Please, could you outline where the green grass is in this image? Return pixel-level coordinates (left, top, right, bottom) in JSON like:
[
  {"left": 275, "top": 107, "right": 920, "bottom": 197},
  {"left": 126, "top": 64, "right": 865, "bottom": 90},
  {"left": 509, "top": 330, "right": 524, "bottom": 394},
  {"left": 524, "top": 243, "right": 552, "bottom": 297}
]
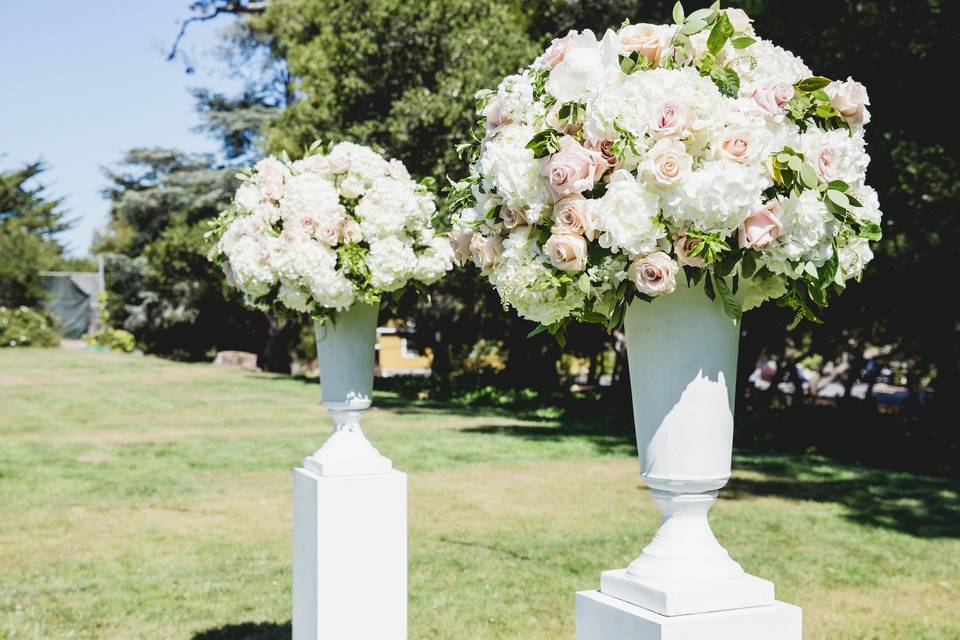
[{"left": 1, "top": 348, "right": 959, "bottom": 640}]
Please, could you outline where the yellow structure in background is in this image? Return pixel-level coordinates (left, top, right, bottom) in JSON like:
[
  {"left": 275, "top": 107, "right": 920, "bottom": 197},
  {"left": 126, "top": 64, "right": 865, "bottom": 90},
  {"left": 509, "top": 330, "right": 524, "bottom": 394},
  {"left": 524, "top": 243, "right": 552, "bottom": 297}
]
[{"left": 376, "top": 327, "right": 432, "bottom": 377}]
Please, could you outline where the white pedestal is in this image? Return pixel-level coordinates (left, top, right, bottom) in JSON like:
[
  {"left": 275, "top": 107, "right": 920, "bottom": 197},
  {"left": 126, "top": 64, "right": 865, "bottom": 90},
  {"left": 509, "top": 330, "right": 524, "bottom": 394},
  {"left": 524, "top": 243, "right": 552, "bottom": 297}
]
[
  {"left": 292, "top": 467, "right": 407, "bottom": 640},
  {"left": 576, "top": 590, "right": 802, "bottom": 640},
  {"left": 601, "top": 569, "right": 774, "bottom": 617}
]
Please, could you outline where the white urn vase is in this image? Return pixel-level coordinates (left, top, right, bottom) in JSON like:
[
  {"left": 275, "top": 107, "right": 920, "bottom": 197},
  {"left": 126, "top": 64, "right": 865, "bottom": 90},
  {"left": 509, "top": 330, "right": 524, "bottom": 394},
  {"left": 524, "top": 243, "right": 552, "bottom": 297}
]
[
  {"left": 303, "top": 302, "right": 392, "bottom": 476},
  {"left": 599, "top": 279, "right": 775, "bottom": 616}
]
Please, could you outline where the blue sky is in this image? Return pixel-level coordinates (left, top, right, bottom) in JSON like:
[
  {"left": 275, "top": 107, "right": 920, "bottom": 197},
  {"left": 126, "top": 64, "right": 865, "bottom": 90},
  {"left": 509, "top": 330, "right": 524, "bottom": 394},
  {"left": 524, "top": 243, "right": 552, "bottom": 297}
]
[{"left": 0, "top": 0, "right": 244, "bottom": 255}]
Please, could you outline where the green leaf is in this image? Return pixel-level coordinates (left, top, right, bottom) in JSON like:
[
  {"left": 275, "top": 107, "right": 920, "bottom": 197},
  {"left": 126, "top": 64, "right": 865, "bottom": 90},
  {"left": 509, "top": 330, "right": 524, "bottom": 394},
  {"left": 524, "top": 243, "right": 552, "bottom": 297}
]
[
  {"left": 577, "top": 273, "right": 592, "bottom": 294},
  {"left": 687, "top": 8, "right": 714, "bottom": 22},
  {"left": 859, "top": 222, "right": 882, "bottom": 241},
  {"left": 707, "top": 13, "right": 734, "bottom": 55},
  {"left": 673, "top": 1, "right": 685, "bottom": 24},
  {"left": 795, "top": 76, "right": 832, "bottom": 92},
  {"left": 731, "top": 36, "right": 756, "bottom": 49},
  {"left": 703, "top": 271, "right": 716, "bottom": 301},
  {"left": 680, "top": 19, "right": 708, "bottom": 35},
  {"left": 803, "top": 261, "right": 818, "bottom": 278},
  {"left": 527, "top": 324, "right": 550, "bottom": 339},
  {"left": 800, "top": 163, "right": 820, "bottom": 189},
  {"left": 826, "top": 189, "right": 850, "bottom": 209},
  {"left": 620, "top": 56, "right": 636, "bottom": 74},
  {"left": 709, "top": 67, "right": 740, "bottom": 98},
  {"left": 713, "top": 274, "right": 742, "bottom": 321},
  {"left": 826, "top": 180, "right": 849, "bottom": 192},
  {"left": 740, "top": 250, "right": 757, "bottom": 279}
]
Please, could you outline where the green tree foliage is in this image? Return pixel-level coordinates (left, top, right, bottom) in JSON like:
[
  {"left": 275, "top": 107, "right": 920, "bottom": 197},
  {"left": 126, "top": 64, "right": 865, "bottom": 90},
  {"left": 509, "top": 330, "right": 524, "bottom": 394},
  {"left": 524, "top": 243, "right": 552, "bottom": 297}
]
[
  {"left": 0, "top": 161, "right": 71, "bottom": 307},
  {"left": 95, "top": 148, "right": 274, "bottom": 362}
]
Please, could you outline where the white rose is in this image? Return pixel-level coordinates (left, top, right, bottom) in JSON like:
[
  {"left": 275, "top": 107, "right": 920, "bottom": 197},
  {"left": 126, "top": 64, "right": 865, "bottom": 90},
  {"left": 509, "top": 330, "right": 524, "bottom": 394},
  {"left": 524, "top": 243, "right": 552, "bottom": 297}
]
[
  {"left": 725, "top": 8, "right": 755, "bottom": 36},
  {"left": 235, "top": 183, "right": 261, "bottom": 211},
  {"left": 254, "top": 157, "right": 290, "bottom": 202},
  {"left": 470, "top": 233, "right": 503, "bottom": 273},
  {"left": 825, "top": 78, "right": 871, "bottom": 128},
  {"left": 341, "top": 219, "right": 363, "bottom": 244}
]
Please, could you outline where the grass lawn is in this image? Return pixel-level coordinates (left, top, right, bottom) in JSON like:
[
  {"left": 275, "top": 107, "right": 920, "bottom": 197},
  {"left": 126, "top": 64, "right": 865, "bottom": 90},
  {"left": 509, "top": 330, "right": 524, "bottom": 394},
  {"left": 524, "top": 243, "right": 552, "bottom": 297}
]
[{"left": 1, "top": 348, "right": 959, "bottom": 639}]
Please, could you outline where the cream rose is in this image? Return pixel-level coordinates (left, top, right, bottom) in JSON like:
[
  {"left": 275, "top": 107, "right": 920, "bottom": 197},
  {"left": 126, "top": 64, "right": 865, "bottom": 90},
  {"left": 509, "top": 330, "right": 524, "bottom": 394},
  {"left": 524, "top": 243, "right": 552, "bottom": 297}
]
[
  {"left": 674, "top": 236, "right": 707, "bottom": 268},
  {"left": 448, "top": 227, "right": 474, "bottom": 264},
  {"left": 540, "top": 135, "right": 607, "bottom": 200},
  {"left": 500, "top": 207, "right": 527, "bottom": 230},
  {"left": 550, "top": 196, "right": 595, "bottom": 240},
  {"left": 617, "top": 23, "right": 666, "bottom": 66},
  {"left": 543, "top": 233, "right": 588, "bottom": 272},
  {"left": 470, "top": 233, "right": 503, "bottom": 272},
  {"left": 584, "top": 138, "right": 618, "bottom": 169},
  {"left": 650, "top": 102, "right": 691, "bottom": 139},
  {"left": 643, "top": 138, "right": 692, "bottom": 187},
  {"left": 751, "top": 80, "right": 794, "bottom": 117},
  {"left": 541, "top": 30, "right": 577, "bottom": 68},
  {"left": 719, "top": 129, "right": 753, "bottom": 164},
  {"left": 341, "top": 219, "right": 363, "bottom": 244},
  {"left": 628, "top": 251, "right": 678, "bottom": 296},
  {"left": 739, "top": 200, "right": 784, "bottom": 249},
  {"left": 725, "top": 8, "right": 755, "bottom": 36},
  {"left": 825, "top": 78, "right": 871, "bottom": 128}
]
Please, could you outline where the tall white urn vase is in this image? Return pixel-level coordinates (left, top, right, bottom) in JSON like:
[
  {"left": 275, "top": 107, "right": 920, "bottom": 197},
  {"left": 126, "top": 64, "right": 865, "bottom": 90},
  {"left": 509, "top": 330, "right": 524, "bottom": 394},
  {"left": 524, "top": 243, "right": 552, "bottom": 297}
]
[
  {"left": 576, "top": 281, "right": 801, "bottom": 640},
  {"left": 293, "top": 303, "right": 407, "bottom": 640}
]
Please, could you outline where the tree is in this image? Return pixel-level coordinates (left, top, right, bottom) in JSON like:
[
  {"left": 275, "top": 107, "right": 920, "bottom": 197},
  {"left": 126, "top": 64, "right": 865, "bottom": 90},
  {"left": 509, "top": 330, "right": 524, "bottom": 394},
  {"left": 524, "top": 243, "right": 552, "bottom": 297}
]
[{"left": 0, "top": 161, "right": 71, "bottom": 307}]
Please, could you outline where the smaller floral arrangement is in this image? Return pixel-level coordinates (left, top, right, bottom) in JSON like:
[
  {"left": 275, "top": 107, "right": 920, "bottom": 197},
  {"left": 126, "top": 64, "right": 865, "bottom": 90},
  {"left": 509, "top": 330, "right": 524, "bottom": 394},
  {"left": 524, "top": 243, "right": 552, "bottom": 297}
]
[{"left": 208, "top": 142, "right": 455, "bottom": 321}]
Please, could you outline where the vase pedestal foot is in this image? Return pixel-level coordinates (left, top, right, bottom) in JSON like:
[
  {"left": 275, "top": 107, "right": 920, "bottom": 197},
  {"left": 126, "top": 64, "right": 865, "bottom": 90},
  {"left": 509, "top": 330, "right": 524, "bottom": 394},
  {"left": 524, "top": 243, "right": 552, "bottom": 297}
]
[
  {"left": 600, "top": 568, "right": 774, "bottom": 617},
  {"left": 576, "top": 590, "right": 802, "bottom": 640},
  {"left": 292, "top": 466, "right": 407, "bottom": 640}
]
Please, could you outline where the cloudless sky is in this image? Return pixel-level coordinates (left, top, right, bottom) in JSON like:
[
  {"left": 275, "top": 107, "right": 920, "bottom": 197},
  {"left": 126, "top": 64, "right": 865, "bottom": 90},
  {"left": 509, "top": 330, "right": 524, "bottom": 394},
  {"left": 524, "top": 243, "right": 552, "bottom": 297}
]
[{"left": 1, "top": 0, "right": 244, "bottom": 255}]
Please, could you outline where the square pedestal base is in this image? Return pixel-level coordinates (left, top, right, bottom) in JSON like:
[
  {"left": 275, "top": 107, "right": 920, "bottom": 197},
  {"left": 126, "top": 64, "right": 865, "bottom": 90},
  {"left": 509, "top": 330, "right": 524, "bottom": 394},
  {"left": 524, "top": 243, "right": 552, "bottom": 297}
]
[
  {"left": 601, "top": 569, "right": 774, "bottom": 616},
  {"left": 293, "top": 467, "right": 407, "bottom": 640},
  {"left": 576, "top": 590, "right": 802, "bottom": 640}
]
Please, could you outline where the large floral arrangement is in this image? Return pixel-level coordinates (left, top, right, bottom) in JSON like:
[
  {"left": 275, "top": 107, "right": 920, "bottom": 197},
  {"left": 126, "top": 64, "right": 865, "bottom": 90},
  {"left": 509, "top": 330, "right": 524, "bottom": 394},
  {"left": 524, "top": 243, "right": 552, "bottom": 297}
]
[
  {"left": 448, "top": 2, "right": 881, "bottom": 341},
  {"left": 208, "top": 142, "right": 454, "bottom": 320}
]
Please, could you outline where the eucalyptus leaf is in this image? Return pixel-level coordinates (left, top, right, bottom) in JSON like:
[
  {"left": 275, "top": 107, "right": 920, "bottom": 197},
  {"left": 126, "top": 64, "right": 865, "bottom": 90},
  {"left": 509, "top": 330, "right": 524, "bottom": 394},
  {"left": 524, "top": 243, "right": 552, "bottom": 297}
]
[
  {"left": 795, "top": 76, "right": 832, "bottom": 92},
  {"left": 731, "top": 36, "right": 756, "bottom": 49},
  {"left": 826, "top": 189, "right": 850, "bottom": 209},
  {"left": 680, "top": 19, "right": 708, "bottom": 35},
  {"left": 673, "top": 1, "right": 685, "bottom": 24},
  {"left": 800, "top": 163, "right": 820, "bottom": 189}
]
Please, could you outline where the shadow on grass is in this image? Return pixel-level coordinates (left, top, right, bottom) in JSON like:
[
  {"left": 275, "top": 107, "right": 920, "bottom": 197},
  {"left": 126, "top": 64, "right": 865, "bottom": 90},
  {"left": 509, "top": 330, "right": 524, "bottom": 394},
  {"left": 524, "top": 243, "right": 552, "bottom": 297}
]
[
  {"left": 727, "top": 453, "right": 960, "bottom": 539},
  {"left": 192, "top": 621, "right": 290, "bottom": 640},
  {"left": 460, "top": 423, "right": 636, "bottom": 457}
]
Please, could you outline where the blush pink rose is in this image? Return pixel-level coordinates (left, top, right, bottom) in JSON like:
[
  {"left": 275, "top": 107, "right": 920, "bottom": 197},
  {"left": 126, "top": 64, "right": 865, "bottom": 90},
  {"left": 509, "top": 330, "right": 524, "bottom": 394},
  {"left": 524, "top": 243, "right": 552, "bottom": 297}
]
[
  {"left": 254, "top": 157, "right": 289, "bottom": 202},
  {"left": 584, "top": 138, "right": 618, "bottom": 168},
  {"left": 617, "top": 24, "right": 666, "bottom": 66},
  {"left": 814, "top": 146, "right": 839, "bottom": 181},
  {"left": 644, "top": 138, "right": 692, "bottom": 186},
  {"left": 469, "top": 233, "right": 503, "bottom": 272},
  {"left": 719, "top": 129, "right": 753, "bottom": 163},
  {"left": 739, "top": 200, "right": 784, "bottom": 250},
  {"left": 483, "top": 98, "right": 512, "bottom": 134},
  {"left": 673, "top": 236, "right": 707, "bottom": 268},
  {"left": 540, "top": 135, "right": 607, "bottom": 200},
  {"left": 543, "top": 233, "right": 588, "bottom": 272},
  {"left": 448, "top": 228, "right": 474, "bottom": 264},
  {"left": 341, "top": 219, "right": 363, "bottom": 244},
  {"left": 751, "top": 80, "right": 794, "bottom": 117},
  {"left": 628, "top": 251, "right": 678, "bottom": 297},
  {"left": 550, "top": 196, "right": 595, "bottom": 240},
  {"left": 650, "top": 102, "right": 691, "bottom": 139},
  {"left": 825, "top": 78, "right": 871, "bottom": 128},
  {"left": 541, "top": 30, "right": 578, "bottom": 68}
]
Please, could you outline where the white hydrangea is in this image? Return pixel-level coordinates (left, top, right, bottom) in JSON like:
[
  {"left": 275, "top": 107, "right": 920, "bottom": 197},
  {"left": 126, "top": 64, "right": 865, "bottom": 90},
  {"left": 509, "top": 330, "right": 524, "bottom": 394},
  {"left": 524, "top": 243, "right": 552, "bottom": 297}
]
[
  {"left": 367, "top": 236, "right": 418, "bottom": 292},
  {"left": 479, "top": 123, "right": 552, "bottom": 213},
  {"left": 489, "top": 228, "right": 584, "bottom": 325},
  {"left": 277, "top": 283, "right": 312, "bottom": 312},
  {"left": 838, "top": 236, "right": 873, "bottom": 280},
  {"left": 849, "top": 184, "right": 882, "bottom": 225},
  {"left": 592, "top": 170, "right": 664, "bottom": 256},
  {"left": 415, "top": 236, "right": 456, "bottom": 285},
  {"left": 279, "top": 173, "right": 340, "bottom": 221},
  {"left": 761, "top": 191, "right": 840, "bottom": 276},
  {"left": 661, "top": 161, "right": 769, "bottom": 233},
  {"left": 733, "top": 39, "right": 812, "bottom": 92},
  {"left": 224, "top": 236, "right": 275, "bottom": 298},
  {"left": 491, "top": 72, "right": 544, "bottom": 126}
]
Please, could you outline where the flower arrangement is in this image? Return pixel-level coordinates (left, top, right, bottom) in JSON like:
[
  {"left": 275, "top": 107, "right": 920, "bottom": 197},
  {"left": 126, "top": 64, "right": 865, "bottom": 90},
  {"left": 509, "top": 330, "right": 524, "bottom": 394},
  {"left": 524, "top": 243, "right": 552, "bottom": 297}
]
[
  {"left": 448, "top": 2, "right": 881, "bottom": 342},
  {"left": 208, "top": 142, "right": 455, "bottom": 321}
]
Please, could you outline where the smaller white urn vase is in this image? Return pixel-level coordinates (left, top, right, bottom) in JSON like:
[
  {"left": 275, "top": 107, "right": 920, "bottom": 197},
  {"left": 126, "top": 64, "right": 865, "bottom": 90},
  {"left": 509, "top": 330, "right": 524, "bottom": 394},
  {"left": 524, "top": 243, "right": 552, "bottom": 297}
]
[
  {"left": 303, "top": 302, "right": 392, "bottom": 477},
  {"left": 599, "top": 279, "right": 775, "bottom": 616}
]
